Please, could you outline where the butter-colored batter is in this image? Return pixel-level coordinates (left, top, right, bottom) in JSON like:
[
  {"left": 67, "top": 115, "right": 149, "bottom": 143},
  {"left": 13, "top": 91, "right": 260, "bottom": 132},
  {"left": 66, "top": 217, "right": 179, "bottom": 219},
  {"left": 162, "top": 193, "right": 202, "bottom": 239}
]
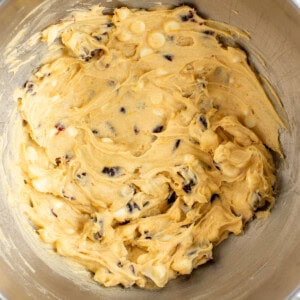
[{"left": 17, "top": 6, "right": 282, "bottom": 288}]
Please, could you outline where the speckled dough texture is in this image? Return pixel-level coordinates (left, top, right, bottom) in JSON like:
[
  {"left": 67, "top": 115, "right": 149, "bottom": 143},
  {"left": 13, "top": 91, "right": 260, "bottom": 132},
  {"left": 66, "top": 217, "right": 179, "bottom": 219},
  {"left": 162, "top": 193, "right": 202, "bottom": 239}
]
[{"left": 17, "top": 5, "right": 282, "bottom": 288}]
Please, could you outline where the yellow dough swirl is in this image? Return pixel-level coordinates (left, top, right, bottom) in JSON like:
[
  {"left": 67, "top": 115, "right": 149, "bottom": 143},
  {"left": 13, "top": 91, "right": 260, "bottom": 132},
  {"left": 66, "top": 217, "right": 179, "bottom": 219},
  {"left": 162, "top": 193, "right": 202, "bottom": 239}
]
[{"left": 17, "top": 5, "right": 282, "bottom": 288}]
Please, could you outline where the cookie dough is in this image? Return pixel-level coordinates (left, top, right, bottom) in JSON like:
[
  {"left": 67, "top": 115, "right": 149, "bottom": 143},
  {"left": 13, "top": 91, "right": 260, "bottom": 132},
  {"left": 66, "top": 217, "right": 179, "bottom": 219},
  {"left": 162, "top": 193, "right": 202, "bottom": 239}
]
[{"left": 17, "top": 5, "right": 282, "bottom": 288}]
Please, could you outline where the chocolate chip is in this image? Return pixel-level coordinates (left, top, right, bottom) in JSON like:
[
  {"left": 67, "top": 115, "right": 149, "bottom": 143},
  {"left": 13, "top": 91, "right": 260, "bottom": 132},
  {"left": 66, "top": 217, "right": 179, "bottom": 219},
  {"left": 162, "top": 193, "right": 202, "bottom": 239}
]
[
  {"left": 62, "top": 190, "right": 69, "bottom": 200},
  {"left": 133, "top": 125, "right": 140, "bottom": 135},
  {"left": 210, "top": 193, "right": 219, "bottom": 203},
  {"left": 180, "top": 223, "right": 191, "bottom": 228},
  {"left": 117, "top": 261, "right": 122, "bottom": 267},
  {"left": 76, "top": 172, "right": 87, "bottom": 179},
  {"left": 133, "top": 202, "right": 140, "bottom": 210},
  {"left": 252, "top": 192, "right": 272, "bottom": 212},
  {"left": 94, "top": 231, "right": 102, "bottom": 240},
  {"left": 55, "top": 157, "right": 62, "bottom": 167},
  {"left": 126, "top": 201, "right": 140, "bottom": 213},
  {"left": 173, "top": 139, "right": 181, "bottom": 151},
  {"left": 143, "top": 201, "right": 150, "bottom": 207},
  {"left": 54, "top": 122, "right": 65, "bottom": 133},
  {"left": 51, "top": 209, "right": 58, "bottom": 218},
  {"left": 119, "top": 220, "right": 130, "bottom": 225},
  {"left": 65, "top": 153, "right": 72, "bottom": 163},
  {"left": 213, "top": 160, "right": 221, "bottom": 171},
  {"left": 106, "top": 22, "right": 113, "bottom": 27},
  {"left": 102, "top": 166, "right": 120, "bottom": 177},
  {"left": 106, "top": 122, "right": 116, "bottom": 133},
  {"left": 180, "top": 10, "right": 194, "bottom": 22},
  {"left": 130, "top": 265, "right": 135, "bottom": 275},
  {"left": 108, "top": 80, "right": 116, "bottom": 87},
  {"left": 145, "top": 235, "right": 152, "bottom": 240},
  {"left": 199, "top": 115, "right": 208, "bottom": 129},
  {"left": 167, "top": 191, "right": 177, "bottom": 205},
  {"left": 255, "top": 199, "right": 272, "bottom": 212},
  {"left": 202, "top": 30, "right": 215, "bottom": 36},
  {"left": 92, "top": 129, "right": 99, "bottom": 135},
  {"left": 126, "top": 202, "right": 134, "bottom": 213},
  {"left": 120, "top": 107, "right": 126, "bottom": 114},
  {"left": 252, "top": 192, "right": 262, "bottom": 211},
  {"left": 183, "top": 183, "right": 192, "bottom": 194},
  {"left": 187, "top": 250, "right": 197, "bottom": 256},
  {"left": 83, "top": 47, "right": 90, "bottom": 55},
  {"left": 90, "top": 48, "right": 103, "bottom": 58},
  {"left": 163, "top": 54, "right": 174, "bottom": 61},
  {"left": 63, "top": 192, "right": 76, "bottom": 200},
  {"left": 94, "top": 36, "right": 102, "bottom": 41},
  {"left": 152, "top": 125, "right": 164, "bottom": 133},
  {"left": 24, "top": 81, "right": 35, "bottom": 94}
]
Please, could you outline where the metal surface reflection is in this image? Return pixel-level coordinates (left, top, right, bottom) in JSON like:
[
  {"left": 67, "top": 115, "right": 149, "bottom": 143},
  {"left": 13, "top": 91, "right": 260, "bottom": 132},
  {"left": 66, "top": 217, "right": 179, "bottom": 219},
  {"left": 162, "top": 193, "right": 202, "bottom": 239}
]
[{"left": 0, "top": 1, "right": 299, "bottom": 299}]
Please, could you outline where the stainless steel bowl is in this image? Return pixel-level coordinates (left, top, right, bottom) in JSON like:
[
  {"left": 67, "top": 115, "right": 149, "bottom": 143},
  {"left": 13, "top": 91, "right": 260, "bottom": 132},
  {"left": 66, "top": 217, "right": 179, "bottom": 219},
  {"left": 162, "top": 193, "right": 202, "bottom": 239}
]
[{"left": 0, "top": 0, "right": 299, "bottom": 299}]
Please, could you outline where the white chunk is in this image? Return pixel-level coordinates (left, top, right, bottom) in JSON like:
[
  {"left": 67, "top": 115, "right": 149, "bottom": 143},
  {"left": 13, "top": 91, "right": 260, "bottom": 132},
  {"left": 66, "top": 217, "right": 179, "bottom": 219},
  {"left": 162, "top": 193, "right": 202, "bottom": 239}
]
[
  {"left": 28, "top": 165, "right": 45, "bottom": 177},
  {"left": 65, "top": 228, "right": 76, "bottom": 234},
  {"left": 172, "top": 258, "right": 192, "bottom": 274},
  {"left": 152, "top": 265, "right": 166, "bottom": 279},
  {"left": 156, "top": 68, "right": 168, "bottom": 76},
  {"left": 26, "top": 146, "right": 38, "bottom": 162},
  {"left": 114, "top": 207, "right": 127, "bottom": 219},
  {"left": 120, "top": 185, "right": 134, "bottom": 197},
  {"left": 148, "top": 32, "right": 165, "bottom": 49},
  {"left": 232, "top": 56, "right": 242, "bottom": 63},
  {"left": 117, "top": 31, "right": 132, "bottom": 42},
  {"left": 101, "top": 138, "right": 113, "bottom": 143},
  {"left": 130, "top": 21, "right": 145, "bottom": 34},
  {"left": 164, "top": 21, "right": 180, "bottom": 32},
  {"left": 150, "top": 92, "right": 163, "bottom": 105},
  {"left": 200, "top": 129, "right": 219, "bottom": 151},
  {"left": 53, "top": 200, "right": 64, "bottom": 209},
  {"left": 183, "top": 154, "right": 195, "bottom": 164},
  {"left": 140, "top": 48, "right": 154, "bottom": 57},
  {"left": 51, "top": 95, "right": 60, "bottom": 102},
  {"left": 66, "top": 126, "right": 78, "bottom": 137},
  {"left": 32, "top": 177, "right": 51, "bottom": 193},
  {"left": 116, "top": 7, "right": 130, "bottom": 20},
  {"left": 244, "top": 114, "right": 257, "bottom": 128}
]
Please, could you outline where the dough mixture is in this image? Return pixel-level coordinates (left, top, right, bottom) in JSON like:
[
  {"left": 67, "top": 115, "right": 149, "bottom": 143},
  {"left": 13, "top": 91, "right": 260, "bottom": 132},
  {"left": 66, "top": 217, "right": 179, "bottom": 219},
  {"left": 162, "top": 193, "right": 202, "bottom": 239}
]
[{"left": 17, "top": 6, "right": 282, "bottom": 288}]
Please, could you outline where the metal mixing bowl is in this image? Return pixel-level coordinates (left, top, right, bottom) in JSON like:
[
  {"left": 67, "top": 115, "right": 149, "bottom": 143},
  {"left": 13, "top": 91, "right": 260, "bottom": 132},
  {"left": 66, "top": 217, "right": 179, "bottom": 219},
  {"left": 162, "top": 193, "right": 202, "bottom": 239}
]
[{"left": 0, "top": 0, "right": 299, "bottom": 299}]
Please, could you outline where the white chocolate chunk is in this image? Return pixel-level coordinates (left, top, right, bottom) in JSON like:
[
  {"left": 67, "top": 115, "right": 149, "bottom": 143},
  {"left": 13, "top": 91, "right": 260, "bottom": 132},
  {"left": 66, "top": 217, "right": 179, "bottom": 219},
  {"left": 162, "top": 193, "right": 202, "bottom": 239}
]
[
  {"left": 164, "top": 20, "right": 180, "bottom": 32},
  {"left": 66, "top": 126, "right": 78, "bottom": 137},
  {"left": 148, "top": 32, "right": 165, "bottom": 49},
  {"left": 32, "top": 177, "right": 51, "bottom": 193},
  {"left": 116, "top": 7, "right": 130, "bottom": 20},
  {"left": 140, "top": 48, "right": 154, "bottom": 57},
  {"left": 117, "top": 31, "right": 132, "bottom": 42},
  {"left": 26, "top": 146, "right": 38, "bottom": 162},
  {"left": 130, "top": 21, "right": 145, "bottom": 34}
]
